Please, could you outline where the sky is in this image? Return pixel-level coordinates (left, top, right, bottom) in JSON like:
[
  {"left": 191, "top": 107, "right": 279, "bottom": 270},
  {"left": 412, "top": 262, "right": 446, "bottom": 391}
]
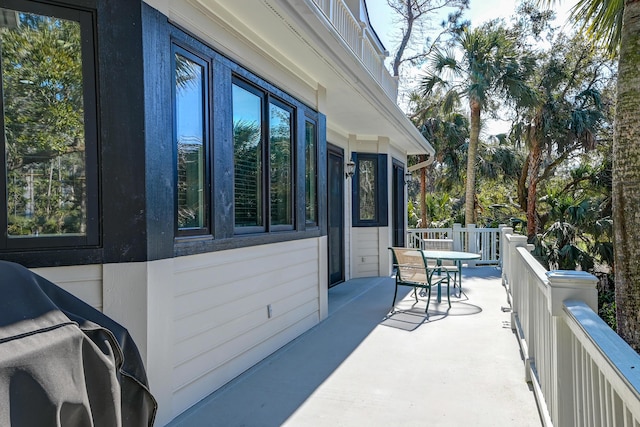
[
  {"left": 366, "top": 0, "right": 578, "bottom": 133},
  {"left": 367, "top": 0, "right": 577, "bottom": 55}
]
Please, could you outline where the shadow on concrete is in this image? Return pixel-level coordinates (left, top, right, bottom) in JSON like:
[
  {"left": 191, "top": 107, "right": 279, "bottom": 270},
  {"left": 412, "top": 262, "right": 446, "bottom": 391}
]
[
  {"left": 167, "top": 267, "right": 538, "bottom": 427},
  {"left": 169, "top": 277, "right": 396, "bottom": 427}
]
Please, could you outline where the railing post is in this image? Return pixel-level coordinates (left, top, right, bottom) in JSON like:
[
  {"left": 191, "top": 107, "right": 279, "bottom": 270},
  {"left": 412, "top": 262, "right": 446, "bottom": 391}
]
[
  {"left": 546, "top": 271, "right": 598, "bottom": 316},
  {"left": 358, "top": 22, "right": 365, "bottom": 61},
  {"left": 468, "top": 224, "right": 477, "bottom": 267},
  {"left": 505, "top": 233, "right": 528, "bottom": 327},
  {"left": 507, "top": 234, "right": 528, "bottom": 292},
  {"left": 452, "top": 223, "right": 462, "bottom": 251},
  {"left": 546, "top": 271, "right": 598, "bottom": 426},
  {"left": 500, "top": 227, "right": 513, "bottom": 284},
  {"left": 497, "top": 225, "right": 505, "bottom": 267}
]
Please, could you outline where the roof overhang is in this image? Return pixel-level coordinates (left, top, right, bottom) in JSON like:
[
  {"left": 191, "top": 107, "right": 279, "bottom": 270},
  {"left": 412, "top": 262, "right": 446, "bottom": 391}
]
[{"left": 159, "top": 0, "right": 434, "bottom": 157}]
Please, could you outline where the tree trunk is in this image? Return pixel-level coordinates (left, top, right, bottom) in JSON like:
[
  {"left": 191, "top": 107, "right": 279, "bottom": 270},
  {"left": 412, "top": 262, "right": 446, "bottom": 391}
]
[
  {"left": 526, "top": 136, "right": 543, "bottom": 240},
  {"left": 420, "top": 156, "right": 427, "bottom": 227},
  {"left": 392, "top": 0, "right": 414, "bottom": 78},
  {"left": 517, "top": 153, "right": 529, "bottom": 214},
  {"left": 613, "top": 0, "right": 640, "bottom": 352},
  {"left": 465, "top": 100, "right": 481, "bottom": 226}
]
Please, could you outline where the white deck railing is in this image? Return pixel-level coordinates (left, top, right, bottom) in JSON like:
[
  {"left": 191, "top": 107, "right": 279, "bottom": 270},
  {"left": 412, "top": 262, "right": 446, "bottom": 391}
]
[
  {"left": 311, "top": 0, "right": 398, "bottom": 101},
  {"left": 501, "top": 227, "right": 640, "bottom": 427},
  {"left": 407, "top": 224, "right": 501, "bottom": 265}
]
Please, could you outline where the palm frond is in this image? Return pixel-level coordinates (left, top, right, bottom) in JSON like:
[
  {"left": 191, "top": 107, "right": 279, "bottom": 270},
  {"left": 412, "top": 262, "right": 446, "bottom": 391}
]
[
  {"left": 535, "top": 0, "right": 623, "bottom": 56},
  {"left": 571, "top": 0, "right": 623, "bottom": 56},
  {"left": 442, "top": 90, "right": 462, "bottom": 113}
]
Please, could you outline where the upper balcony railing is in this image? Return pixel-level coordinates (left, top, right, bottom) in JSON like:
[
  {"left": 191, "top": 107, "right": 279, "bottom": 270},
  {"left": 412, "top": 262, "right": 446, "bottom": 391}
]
[{"left": 311, "top": 0, "right": 398, "bottom": 101}]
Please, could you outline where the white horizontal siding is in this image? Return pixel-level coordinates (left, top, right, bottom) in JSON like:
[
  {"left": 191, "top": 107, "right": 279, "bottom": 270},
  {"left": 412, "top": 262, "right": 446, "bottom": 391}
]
[
  {"left": 172, "top": 306, "right": 318, "bottom": 415},
  {"left": 169, "top": 239, "right": 321, "bottom": 416},
  {"left": 352, "top": 227, "right": 380, "bottom": 277},
  {"left": 31, "top": 264, "right": 103, "bottom": 311},
  {"left": 18, "top": 238, "right": 324, "bottom": 425},
  {"left": 174, "top": 262, "right": 317, "bottom": 346}
]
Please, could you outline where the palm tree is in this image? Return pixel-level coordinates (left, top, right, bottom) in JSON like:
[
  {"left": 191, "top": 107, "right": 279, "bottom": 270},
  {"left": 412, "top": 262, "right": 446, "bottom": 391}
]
[
  {"left": 512, "top": 33, "right": 612, "bottom": 240},
  {"left": 407, "top": 91, "right": 468, "bottom": 226},
  {"left": 569, "top": 0, "right": 624, "bottom": 57},
  {"left": 420, "top": 21, "right": 536, "bottom": 226},
  {"left": 536, "top": 0, "right": 640, "bottom": 351},
  {"left": 608, "top": 0, "right": 640, "bottom": 353}
]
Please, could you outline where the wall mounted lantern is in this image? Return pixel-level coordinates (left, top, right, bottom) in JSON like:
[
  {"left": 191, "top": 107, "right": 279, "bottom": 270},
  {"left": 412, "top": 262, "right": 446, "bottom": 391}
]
[
  {"left": 404, "top": 171, "right": 413, "bottom": 184},
  {"left": 345, "top": 160, "right": 355, "bottom": 179}
]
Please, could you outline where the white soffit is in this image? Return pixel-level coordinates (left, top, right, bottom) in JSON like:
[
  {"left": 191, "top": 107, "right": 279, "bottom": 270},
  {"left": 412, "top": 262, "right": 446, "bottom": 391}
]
[{"left": 175, "top": 0, "right": 433, "bottom": 156}]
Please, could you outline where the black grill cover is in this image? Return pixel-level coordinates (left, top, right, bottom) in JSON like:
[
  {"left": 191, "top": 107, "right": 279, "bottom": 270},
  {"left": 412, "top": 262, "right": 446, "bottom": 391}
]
[{"left": 0, "top": 261, "right": 157, "bottom": 426}]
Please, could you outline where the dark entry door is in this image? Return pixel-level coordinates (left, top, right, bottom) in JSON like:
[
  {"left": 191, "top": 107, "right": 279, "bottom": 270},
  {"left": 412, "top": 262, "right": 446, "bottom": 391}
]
[
  {"left": 327, "top": 145, "right": 345, "bottom": 287},
  {"left": 392, "top": 161, "right": 405, "bottom": 247}
]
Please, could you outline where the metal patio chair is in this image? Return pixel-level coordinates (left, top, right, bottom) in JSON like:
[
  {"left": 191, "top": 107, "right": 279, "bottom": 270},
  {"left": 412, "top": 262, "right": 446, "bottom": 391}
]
[
  {"left": 388, "top": 247, "right": 452, "bottom": 314},
  {"left": 423, "top": 238, "right": 460, "bottom": 290}
]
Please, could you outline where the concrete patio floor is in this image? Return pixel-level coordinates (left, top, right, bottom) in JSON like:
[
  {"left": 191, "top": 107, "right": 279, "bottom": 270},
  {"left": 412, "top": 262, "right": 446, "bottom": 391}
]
[{"left": 168, "top": 267, "right": 542, "bottom": 427}]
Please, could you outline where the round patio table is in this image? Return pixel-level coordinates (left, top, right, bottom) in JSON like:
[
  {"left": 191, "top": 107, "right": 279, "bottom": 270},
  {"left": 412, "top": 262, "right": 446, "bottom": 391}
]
[{"left": 421, "top": 250, "right": 481, "bottom": 301}]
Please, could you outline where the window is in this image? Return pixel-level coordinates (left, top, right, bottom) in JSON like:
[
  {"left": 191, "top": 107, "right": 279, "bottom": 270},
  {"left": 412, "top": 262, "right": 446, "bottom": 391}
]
[
  {"left": 167, "top": 24, "right": 325, "bottom": 255},
  {"left": 233, "top": 81, "right": 264, "bottom": 230},
  {"left": 232, "top": 78, "right": 294, "bottom": 233},
  {"left": 358, "top": 157, "right": 377, "bottom": 221},
  {"left": 304, "top": 120, "right": 317, "bottom": 226},
  {"left": 173, "top": 46, "right": 209, "bottom": 235},
  {"left": 0, "top": 1, "right": 98, "bottom": 249},
  {"left": 269, "top": 100, "right": 293, "bottom": 228},
  {"left": 352, "top": 153, "right": 388, "bottom": 227}
]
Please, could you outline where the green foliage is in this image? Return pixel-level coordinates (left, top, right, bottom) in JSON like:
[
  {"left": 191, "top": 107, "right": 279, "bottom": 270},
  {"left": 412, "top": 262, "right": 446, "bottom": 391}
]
[
  {"left": 536, "top": 0, "right": 623, "bottom": 57},
  {"left": 425, "top": 193, "right": 455, "bottom": 227},
  {"left": 407, "top": 199, "right": 420, "bottom": 228},
  {"left": 419, "top": 19, "right": 539, "bottom": 224},
  {"left": 595, "top": 272, "right": 617, "bottom": 330},
  {"left": 406, "top": 3, "right": 617, "bottom": 326}
]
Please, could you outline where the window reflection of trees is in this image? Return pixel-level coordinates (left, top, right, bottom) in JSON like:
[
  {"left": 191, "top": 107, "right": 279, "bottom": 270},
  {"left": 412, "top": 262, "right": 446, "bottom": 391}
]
[
  {"left": 175, "top": 54, "right": 199, "bottom": 90},
  {"left": 359, "top": 159, "right": 376, "bottom": 221},
  {"left": 233, "top": 95, "right": 263, "bottom": 227},
  {"left": 177, "top": 138, "right": 204, "bottom": 229},
  {"left": 233, "top": 83, "right": 295, "bottom": 230},
  {"left": 175, "top": 54, "right": 205, "bottom": 230},
  {"left": 2, "top": 10, "right": 87, "bottom": 237},
  {"left": 305, "top": 121, "right": 317, "bottom": 226},
  {"left": 269, "top": 103, "right": 292, "bottom": 226}
]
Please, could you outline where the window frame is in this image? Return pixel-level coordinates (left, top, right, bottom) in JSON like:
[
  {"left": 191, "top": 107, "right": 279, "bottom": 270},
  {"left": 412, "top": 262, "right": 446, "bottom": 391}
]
[
  {"left": 0, "top": 0, "right": 327, "bottom": 267},
  {"left": 232, "top": 77, "right": 266, "bottom": 234},
  {"left": 171, "top": 44, "right": 212, "bottom": 237},
  {"left": 304, "top": 117, "right": 318, "bottom": 228},
  {"left": 167, "top": 23, "right": 326, "bottom": 258},
  {"left": 0, "top": 0, "right": 100, "bottom": 251},
  {"left": 352, "top": 152, "right": 388, "bottom": 227},
  {"left": 232, "top": 75, "right": 296, "bottom": 235},
  {"left": 268, "top": 96, "right": 295, "bottom": 232}
]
